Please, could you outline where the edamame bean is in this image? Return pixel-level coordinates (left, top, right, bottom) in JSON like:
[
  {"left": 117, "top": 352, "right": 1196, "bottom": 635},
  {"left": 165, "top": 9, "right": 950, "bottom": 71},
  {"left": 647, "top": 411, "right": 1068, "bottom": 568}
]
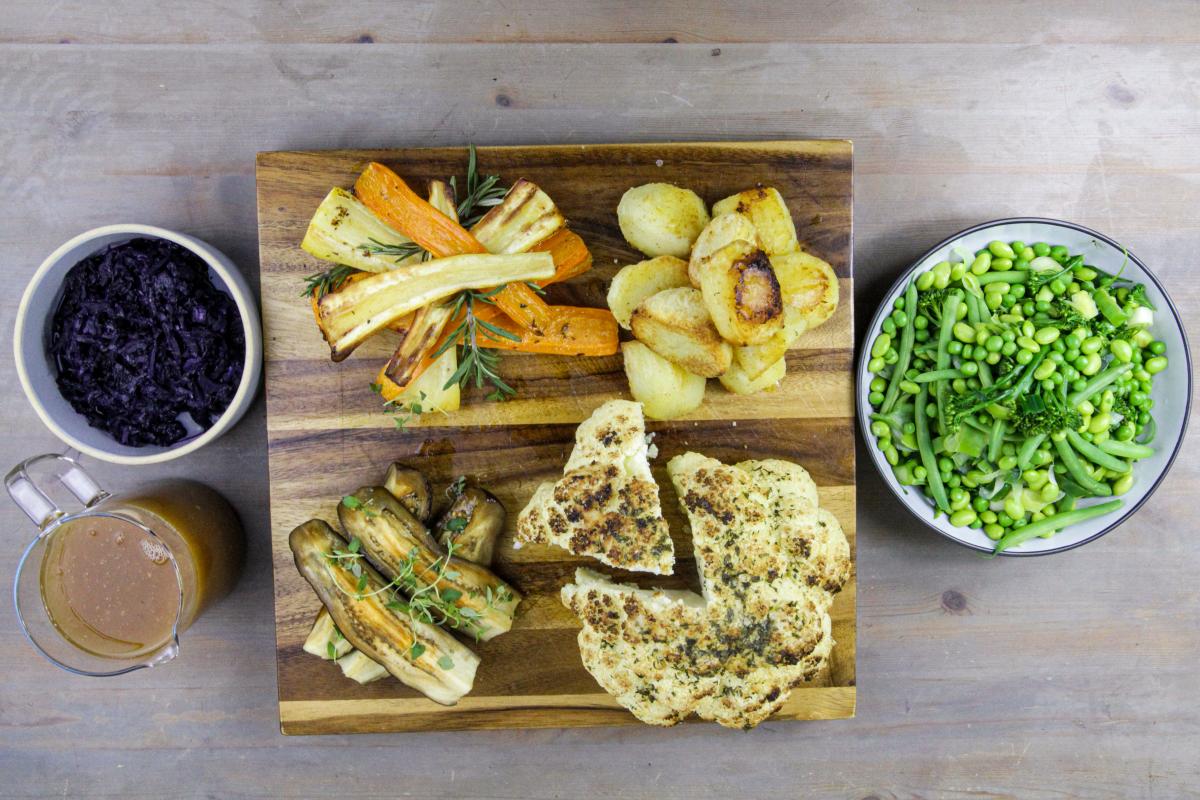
[
  {"left": 871, "top": 333, "right": 892, "bottom": 358},
  {"left": 1081, "top": 352, "right": 1102, "bottom": 376},
  {"left": 1112, "top": 473, "right": 1134, "bottom": 495},
  {"left": 1034, "top": 327, "right": 1060, "bottom": 345},
  {"left": 1080, "top": 336, "right": 1104, "bottom": 354},
  {"left": 867, "top": 357, "right": 884, "bottom": 372},
  {"left": 1016, "top": 336, "right": 1041, "bottom": 353},
  {"left": 953, "top": 322, "right": 976, "bottom": 343},
  {"left": 916, "top": 270, "right": 935, "bottom": 291},
  {"left": 899, "top": 380, "right": 920, "bottom": 394},
  {"left": 1145, "top": 356, "right": 1168, "bottom": 374},
  {"left": 988, "top": 240, "right": 1016, "bottom": 259},
  {"left": 970, "top": 252, "right": 992, "bottom": 275},
  {"left": 1033, "top": 360, "right": 1057, "bottom": 381},
  {"left": 1110, "top": 339, "right": 1132, "bottom": 363}
]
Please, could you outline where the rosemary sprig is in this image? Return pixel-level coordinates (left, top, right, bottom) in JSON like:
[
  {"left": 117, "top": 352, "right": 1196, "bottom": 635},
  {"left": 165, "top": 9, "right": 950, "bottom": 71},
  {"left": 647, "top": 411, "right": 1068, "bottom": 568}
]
[
  {"left": 452, "top": 144, "right": 508, "bottom": 228},
  {"left": 359, "top": 238, "right": 429, "bottom": 263},
  {"left": 433, "top": 288, "right": 520, "bottom": 399},
  {"left": 302, "top": 264, "right": 359, "bottom": 298}
]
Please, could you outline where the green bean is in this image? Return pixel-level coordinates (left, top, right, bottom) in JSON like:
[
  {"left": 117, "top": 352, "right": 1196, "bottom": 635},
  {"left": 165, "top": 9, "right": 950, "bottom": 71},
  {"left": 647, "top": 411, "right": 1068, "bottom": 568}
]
[
  {"left": 994, "top": 499, "right": 1124, "bottom": 553},
  {"left": 881, "top": 279, "right": 918, "bottom": 414},
  {"left": 1067, "top": 362, "right": 1133, "bottom": 406},
  {"left": 1053, "top": 437, "right": 1113, "bottom": 497},
  {"left": 1016, "top": 433, "right": 1046, "bottom": 471},
  {"left": 1065, "top": 430, "right": 1130, "bottom": 474},
  {"left": 977, "top": 271, "right": 1030, "bottom": 286},
  {"left": 915, "top": 386, "right": 950, "bottom": 514},
  {"left": 987, "top": 419, "right": 1006, "bottom": 464},
  {"left": 934, "top": 292, "right": 962, "bottom": 430},
  {"left": 913, "top": 368, "right": 964, "bottom": 383},
  {"left": 1097, "top": 438, "right": 1154, "bottom": 460}
]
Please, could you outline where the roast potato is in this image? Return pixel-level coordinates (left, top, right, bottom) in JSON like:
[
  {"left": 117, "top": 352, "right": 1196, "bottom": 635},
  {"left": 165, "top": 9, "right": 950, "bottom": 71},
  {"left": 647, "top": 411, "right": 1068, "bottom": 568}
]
[
  {"left": 774, "top": 248, "right": 840, "bottom": 335},
  {"left": 617, "top": 183, "right": 710, "bottom": 258},
  {"left": 607, "top": 255, "right": 691, "bottom": 329},
  {"left": 696, "top": 240, "right": 784, "bottom": 346},
  {"left": 732, "top": 333, "right": 792, "bottom": 381},
  {"left": 630, "top": 287, "right": 732, "bottom": 377},
  {"left": 688, "top": 212, "right": 759, "bottom": 287},
  {"left": 712, "top": 187, "right": 798, "bottom": 257},
  {"left": 719, "top": 353, "right": 787, "bottom": 395},
  {"left": 622, "top": 341, "right": 706, "bottom": 420}
]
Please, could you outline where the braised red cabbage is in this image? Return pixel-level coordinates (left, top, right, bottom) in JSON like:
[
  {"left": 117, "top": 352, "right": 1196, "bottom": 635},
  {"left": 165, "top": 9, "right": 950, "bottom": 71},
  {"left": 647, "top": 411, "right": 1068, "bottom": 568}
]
[{"left": 49, "top": 237, "right": 246, "bottom": 447}]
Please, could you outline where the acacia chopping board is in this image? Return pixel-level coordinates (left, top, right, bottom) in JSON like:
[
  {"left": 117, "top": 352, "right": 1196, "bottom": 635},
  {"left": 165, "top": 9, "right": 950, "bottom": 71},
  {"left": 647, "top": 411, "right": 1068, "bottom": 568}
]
[{"left": 256, "top": 141, "right": 856, "bottom": 733}]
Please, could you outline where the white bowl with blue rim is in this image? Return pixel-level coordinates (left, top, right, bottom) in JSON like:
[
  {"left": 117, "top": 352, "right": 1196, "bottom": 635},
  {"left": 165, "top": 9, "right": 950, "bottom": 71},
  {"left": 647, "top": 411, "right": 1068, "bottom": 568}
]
[
  {"left": 14, "top": 224, "right": 262, "bottom": 466},
  {"left": 857, "top": 218, "right": 1191, "bottom": 555}
]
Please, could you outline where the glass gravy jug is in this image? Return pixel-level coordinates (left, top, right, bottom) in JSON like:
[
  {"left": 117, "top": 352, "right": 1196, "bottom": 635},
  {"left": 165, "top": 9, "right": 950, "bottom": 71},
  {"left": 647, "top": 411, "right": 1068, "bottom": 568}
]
[{"left": 7, "top": 453, "right": 244, "bottom": 676}]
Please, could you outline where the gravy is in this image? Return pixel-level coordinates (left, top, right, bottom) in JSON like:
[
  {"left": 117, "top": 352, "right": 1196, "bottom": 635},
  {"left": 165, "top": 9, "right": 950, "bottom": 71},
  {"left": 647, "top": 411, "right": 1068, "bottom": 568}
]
[{"left": 40, "top": 515, "right": 179, "bottom": 658}]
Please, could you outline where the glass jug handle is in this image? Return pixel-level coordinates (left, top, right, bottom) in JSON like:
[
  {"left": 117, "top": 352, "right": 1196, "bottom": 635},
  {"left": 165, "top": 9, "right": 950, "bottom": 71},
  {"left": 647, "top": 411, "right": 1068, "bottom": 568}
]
[{"left": 5, "top": 452, "right": 109, "bottom": 530}]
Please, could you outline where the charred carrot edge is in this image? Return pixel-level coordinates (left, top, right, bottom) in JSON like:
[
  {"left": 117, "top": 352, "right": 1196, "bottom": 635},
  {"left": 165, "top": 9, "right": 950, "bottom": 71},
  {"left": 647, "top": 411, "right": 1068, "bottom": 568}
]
[
  {"left": 434, "top": 304, "right": 618, "bottom": 357},
  {"left": 355, "top": 163, "right": 486, "bottom": 257},
  {"left": 530, "top": 229, "right": 593, "bottom": 287}
]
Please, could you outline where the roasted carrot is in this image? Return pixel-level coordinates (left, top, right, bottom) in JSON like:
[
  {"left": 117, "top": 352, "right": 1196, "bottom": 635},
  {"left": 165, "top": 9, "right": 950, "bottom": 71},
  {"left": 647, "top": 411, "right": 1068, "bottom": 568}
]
[
  {"left": 530, "top": 229, "right": 593, "bottom": 287},
  {"left": 435, "top": 304, "right": 618, "bottom": 357},
  {"left": 355, "top": 163, "right": 486, "bottom": 257},
  {"left": 355, "top": 162, "right": 558, "bottom": 333}
]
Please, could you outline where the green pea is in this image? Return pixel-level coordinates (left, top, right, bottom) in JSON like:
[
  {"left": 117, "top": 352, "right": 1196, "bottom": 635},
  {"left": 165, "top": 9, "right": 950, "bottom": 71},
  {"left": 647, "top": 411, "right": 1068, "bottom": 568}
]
[
  {"left": 947, "top": 340, "right": 963, "bottom": 355},
  {"left": 913, "top": 465, "right": 927, "bottom": 480},
  {"left": 1149, "top": 340, "right": 1167, "bottom": 355},
  {"left": 1145, "top": 356, "right": 1168, "bottom": 374},
  {"left": 1063, "top": 334, "right": 1080, "bottom": 350},
  {"left": 1002, "top": 341, "right": 1018, "bottom": 357},
  {"left": 883, "top": 348, "right": 900, "bottom": 364},
  {"left": 914, "top": 315, "right": 928, "bottom": 330},
  {"left": 985, "top": 335, "right": 1003, "bottom": 352},
  {"left": 985, "top": 351, "right": 1001, "bottom": 365},
  {"left": 1049, "top": 279, "right": 1067, "bottom": 295},
  {"left": 970, "top": 252, "right": 992, "bottom": 275},
  {"left": 938, "top": 456, "right": 954, "bottom": 473},
  {"left": 1001, "top": 293, "right": 1017, "bottom": 308},
  {"left": 997, "top": 512, "right": 1013, "bottom": 527},
  {"left": 988, "top": 240, "right": 1016, "bottom": 259},
  {"left": 960, "top": 361, "right": 979, "bottom": 377},
  {"left": 899, "top": 380, "right": 920, "bottom": 394},
  {"left": 868, "top": 391, "right": 885, "bottom": 405},
  {"left": 1015, "top": 349, "right": 1034, "bottom": 365},
  {"left": 950, "top": 508, "right": 978, "bottom": 527},
  {"left": 953, "top": 322, "right": 976, "bottom": 343},
  {"left": 1110, "top": 339, "right": 1133, "bottom": 363},
  {"left": 915, "top": 328, "right": 930, "bottom": 342},
  {"left": 1022, "top": 301, "right": 1036, "bottom": 317},
  {"left": 951, "top": 378, "right": 967, "bottom": 393},
  {"left": 1010, "top": 239, "right": 1027, "bottom": 252},
  {"left": 1050, "top": 245, "right": 1070, "bottom": 262},
  {"left": 1014, "top": 258, "right": 1031, "bottom": 270},
  {"left": 1080, "top": 336, "right": 1104, "bottom": 355},
  {"left": 971, "top": 496, "right": 989, "bottom": 512},
  {"left": 1033, "top": 242, "right": 1051, "bottom": 257},
  {"left": 1112, "top": 473, "right": 1134, "bottom": 496},
  {"left": 871, "top": 333, "right": 892, "bottom": 358},
  {"left": 915, "top": 270, "right": 935, "bottom": 291}
]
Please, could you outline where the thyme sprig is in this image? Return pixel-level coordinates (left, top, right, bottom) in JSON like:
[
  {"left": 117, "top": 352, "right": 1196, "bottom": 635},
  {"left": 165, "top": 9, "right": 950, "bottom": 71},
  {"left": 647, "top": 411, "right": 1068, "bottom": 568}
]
[{"left": 433, "top": 288, "right": 519, "bottom": 399}]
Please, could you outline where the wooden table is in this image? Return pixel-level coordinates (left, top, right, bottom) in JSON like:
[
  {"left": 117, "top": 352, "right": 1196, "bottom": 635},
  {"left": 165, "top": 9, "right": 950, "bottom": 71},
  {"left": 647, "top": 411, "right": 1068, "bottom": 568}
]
[{"left": 1, "top": 3, "right": 1196, "bottom": 796}]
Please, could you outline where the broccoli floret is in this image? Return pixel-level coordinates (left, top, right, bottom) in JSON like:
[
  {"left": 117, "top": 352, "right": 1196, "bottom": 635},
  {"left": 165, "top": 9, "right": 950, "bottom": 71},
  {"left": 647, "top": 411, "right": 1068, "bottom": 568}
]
[
  {"left": 917, "top": 287, "right": 950, "bottom": 324},
  {"left": 1011, "top": 390, "right": 1082, "bottom": 436}
]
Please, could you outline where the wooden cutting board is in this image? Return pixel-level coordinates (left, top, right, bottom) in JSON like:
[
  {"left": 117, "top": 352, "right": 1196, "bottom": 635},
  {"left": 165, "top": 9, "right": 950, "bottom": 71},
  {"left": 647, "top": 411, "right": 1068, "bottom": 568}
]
[{"left": 256, "top": 141, "right": 856, "bottom": 734}]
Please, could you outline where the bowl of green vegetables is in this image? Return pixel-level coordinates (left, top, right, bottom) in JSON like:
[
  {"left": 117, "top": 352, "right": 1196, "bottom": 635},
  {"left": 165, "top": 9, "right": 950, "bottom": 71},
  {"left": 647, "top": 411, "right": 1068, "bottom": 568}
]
[{"left": 859, "top": 218, "right": 1190, "bottom": 556}]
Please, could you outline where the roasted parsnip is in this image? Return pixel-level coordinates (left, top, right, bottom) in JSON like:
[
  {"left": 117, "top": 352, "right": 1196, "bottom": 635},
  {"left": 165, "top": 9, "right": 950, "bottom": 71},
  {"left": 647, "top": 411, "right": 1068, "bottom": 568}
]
[{"left": 301, "top": 188, "right": 424, "bottom": 273}]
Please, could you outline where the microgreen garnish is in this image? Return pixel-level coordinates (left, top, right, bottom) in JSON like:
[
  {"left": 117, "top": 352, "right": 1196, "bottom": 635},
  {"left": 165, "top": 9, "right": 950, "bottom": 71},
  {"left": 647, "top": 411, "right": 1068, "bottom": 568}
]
[
  {"left": 326, "top": 641, "right": 338, "bottom": 661},
  {"left": 410, "top": 642, "right": 426, "bottom": 660},
  {"left": 437, "top": 654, "right": 455, "bottom": 671},
  {"left": 445, "top": 516, "right": 468, "bottom": 534}
]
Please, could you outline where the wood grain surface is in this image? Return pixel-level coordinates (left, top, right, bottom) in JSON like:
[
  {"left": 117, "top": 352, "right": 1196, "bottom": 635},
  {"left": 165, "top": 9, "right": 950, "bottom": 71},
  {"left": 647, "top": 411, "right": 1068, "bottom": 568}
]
[
  {"left": 257, "top": 142, "right": 856, "bottom": 732},
  {"left": 1, "top": 2, "right": 1198, "bottom": 796}
]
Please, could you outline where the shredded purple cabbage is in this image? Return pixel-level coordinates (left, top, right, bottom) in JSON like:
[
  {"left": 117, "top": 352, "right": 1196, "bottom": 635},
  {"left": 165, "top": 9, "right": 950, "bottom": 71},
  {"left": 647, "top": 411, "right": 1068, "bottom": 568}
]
[{"left": 49, "top": 237, "right": 246, "bottom": 447}]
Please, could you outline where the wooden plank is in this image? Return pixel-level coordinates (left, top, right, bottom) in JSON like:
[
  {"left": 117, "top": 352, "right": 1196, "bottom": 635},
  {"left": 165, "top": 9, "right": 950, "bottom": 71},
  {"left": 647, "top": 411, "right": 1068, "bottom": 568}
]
[
  {"left": 4, "top": 0, "right": 1199, "bottom": 44},
  {"left": 258, "top": 141, "right": 856, "bottom": 732}
]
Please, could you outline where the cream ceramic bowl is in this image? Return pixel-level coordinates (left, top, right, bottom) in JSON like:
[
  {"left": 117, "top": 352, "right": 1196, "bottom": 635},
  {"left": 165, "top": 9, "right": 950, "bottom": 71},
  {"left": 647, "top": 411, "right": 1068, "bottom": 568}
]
[
  {"left": 14, "top": 225, "right": 262, "bottom": 465},
  {"left": 858, "top": 218, "right": 1191, "bottom": 555}
]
